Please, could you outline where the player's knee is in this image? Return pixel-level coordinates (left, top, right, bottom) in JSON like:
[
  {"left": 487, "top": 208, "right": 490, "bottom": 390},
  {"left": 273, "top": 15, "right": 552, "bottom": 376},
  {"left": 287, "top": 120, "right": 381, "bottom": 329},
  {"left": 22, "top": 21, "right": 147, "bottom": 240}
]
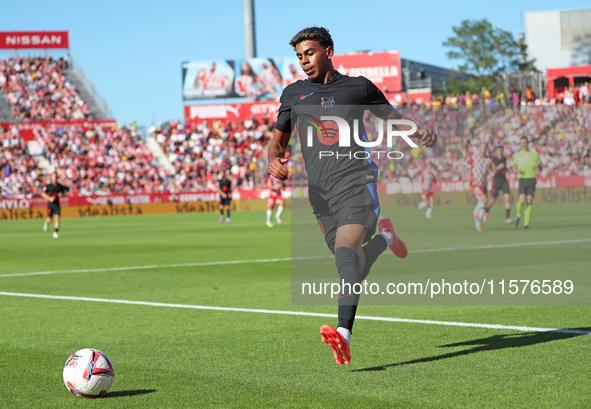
[{"left": 335, "top": 247, "right": 360, "bottom": 282}]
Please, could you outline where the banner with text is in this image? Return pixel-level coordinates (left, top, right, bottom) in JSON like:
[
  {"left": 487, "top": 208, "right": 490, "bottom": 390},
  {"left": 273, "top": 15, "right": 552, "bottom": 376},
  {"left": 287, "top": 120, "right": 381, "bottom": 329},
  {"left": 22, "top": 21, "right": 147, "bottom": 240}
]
[{"left": 0, "top": 31, "right": 69, "bottom": 49}]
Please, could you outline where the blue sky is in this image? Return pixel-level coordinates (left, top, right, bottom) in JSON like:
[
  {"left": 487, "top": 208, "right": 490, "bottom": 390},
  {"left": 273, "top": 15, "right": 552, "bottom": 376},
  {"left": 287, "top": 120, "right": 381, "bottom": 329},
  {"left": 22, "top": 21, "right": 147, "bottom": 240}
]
[{"left": 1, "top": 0, "right": 589, "bottom": 127}]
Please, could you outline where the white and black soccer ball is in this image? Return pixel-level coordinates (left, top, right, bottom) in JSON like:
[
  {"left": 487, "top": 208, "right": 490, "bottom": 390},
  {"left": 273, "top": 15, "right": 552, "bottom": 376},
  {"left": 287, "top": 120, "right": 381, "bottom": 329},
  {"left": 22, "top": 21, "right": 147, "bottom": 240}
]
[{"left": 63, "top": 348, "right": 114, "bottom": 398}]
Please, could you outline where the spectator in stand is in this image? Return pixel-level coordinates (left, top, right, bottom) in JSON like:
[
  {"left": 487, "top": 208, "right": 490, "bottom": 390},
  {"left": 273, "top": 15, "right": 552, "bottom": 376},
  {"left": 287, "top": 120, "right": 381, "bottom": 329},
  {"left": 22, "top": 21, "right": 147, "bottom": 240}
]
[
  {"left": 151, "top": 117, "right": 271, "bottom": 192},
  {"left": 580, "top": 82, "right": 590, "bottom": 104},
  {"left": 0, "top": 125, "right": 42, "bottom": 198},
  {"left": 0, "top": 56, "right": 91, "bottom": 121},
  {"left": 37, "top": 123, "right": 167, "bottom": 195}
]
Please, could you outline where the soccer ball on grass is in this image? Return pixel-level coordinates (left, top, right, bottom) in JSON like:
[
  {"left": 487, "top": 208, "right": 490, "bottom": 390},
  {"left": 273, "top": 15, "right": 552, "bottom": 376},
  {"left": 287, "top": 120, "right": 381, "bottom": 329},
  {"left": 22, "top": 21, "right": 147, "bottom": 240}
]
[{"left": 63, "top": 348, "right": 114, "bottom": 398}]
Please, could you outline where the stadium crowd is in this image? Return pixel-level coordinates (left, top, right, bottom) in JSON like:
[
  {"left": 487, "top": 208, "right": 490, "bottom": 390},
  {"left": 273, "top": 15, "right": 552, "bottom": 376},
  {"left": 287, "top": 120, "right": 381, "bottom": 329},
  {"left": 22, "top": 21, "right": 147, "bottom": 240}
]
[
  {"left": 0, "top": 125, "right": 40, "bottom": 198},
  {"left": 377, "top": 103, "right": 591, "bottom": 183},
  {"left": 149, "top": 118, "right": 271, "bottom": 191},
  {"left": 413, "top": 84, "right": 591, "bottom": 108},
  {"left": 0, "top": 56, "right": 91, "bottom": 121},
  {"left": 36, "top": 123, "right": 166, "bottom": 195},
  {"left": 1, "top": 95, "right": 589, "bottom": 199}
]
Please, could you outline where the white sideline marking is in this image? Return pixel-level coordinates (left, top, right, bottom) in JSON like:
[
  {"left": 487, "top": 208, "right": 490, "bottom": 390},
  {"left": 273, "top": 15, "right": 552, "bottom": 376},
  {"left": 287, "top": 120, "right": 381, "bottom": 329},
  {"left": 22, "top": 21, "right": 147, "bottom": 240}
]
[
  {"left": 0, "top": 291, "right": 588, "bottom": 335},
  {"left": 1, "top": 238, "right": 590, "bottom": 279}
]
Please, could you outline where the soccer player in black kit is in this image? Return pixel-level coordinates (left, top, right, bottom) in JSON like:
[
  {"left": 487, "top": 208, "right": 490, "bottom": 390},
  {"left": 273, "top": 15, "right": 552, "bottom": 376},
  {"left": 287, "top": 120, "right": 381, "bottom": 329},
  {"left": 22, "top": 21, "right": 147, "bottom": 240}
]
[
  {"left": 268, "top": 27, "right": 437, "bottom": 365},
  {"left": 484, "top": 146, "right": 512, "bottom": 224},
  {"left": 218, "top": 172, "right": 232, "bottom": 223},
  {"left": 41, "top": 172, "right": 69, "bottom": 239}
]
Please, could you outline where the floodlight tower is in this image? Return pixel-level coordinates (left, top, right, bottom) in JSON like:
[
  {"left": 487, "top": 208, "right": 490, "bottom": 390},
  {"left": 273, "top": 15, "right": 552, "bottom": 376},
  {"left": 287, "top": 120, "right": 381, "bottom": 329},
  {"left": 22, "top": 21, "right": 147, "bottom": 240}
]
[{"left": 244, "top": 0, "right": 257, "bottom": 58}]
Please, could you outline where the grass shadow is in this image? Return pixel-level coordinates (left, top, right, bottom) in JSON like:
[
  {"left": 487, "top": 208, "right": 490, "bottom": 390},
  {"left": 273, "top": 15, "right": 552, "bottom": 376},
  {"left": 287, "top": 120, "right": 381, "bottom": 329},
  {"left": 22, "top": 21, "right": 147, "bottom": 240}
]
[
  {"left": 103, "top": 389, "right": 157, "bottom": 398},
  {"left": 353, "top": 327, "right": 591, "bottom": 372}
]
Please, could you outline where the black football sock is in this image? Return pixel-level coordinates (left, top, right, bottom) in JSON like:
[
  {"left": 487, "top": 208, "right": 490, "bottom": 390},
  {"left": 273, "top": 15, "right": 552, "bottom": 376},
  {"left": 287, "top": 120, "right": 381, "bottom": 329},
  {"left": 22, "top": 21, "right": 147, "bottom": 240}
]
[
  {"left": 55, "top": 228, "right": 59, "bottom": 233},
  {"left": 335, "top": 247, "right": 361, "bottom": 332},
  {"left": 226, "top": 210, "right": 231, "bottom": 218},
  {"left": 485, "top": 206, "right": 490, "bottom": 213},
  {"left": 220, "top": 209, "right": 224, "bottom": 216},
  {"left": 506, "top": 208, "right": 511, "bottom": 218},
  {"left": 360, "top": 234, "right": 388, "bottom": 281}
]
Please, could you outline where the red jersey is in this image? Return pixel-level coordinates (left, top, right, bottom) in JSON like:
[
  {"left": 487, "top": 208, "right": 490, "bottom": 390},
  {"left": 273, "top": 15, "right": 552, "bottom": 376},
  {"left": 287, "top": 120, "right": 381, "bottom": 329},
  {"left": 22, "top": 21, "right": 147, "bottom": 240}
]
[
  {"left": 267, "top": 176, "right": 283, "bottom": 195},
  {"left": 421, "top": 169, "right": 437, "bottom": 193},
  {"left": 467, "top": 152, "right": 492, "bottom": 188}
]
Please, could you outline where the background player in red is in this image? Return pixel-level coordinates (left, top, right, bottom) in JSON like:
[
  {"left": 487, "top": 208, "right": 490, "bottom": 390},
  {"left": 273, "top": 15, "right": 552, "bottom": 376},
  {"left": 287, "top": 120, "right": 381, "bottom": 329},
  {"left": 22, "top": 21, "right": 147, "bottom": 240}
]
[
  {"left": 462, "top": 141, "right": 493, "bottom": 231},
  {"left": 484, "top": 145, "right": 513, "bottom": 224},
  {"left": 217, "top": 171, "right": 232, "bottom": 223},
  {"left": 418, "top": 162, "right": 437, "bottom": 219},
  {"left": 41, "top": 172, "right": 69, "bottom": 239},
  {"left": 266, "top": 175, "right": 285, "bottom": 227}
]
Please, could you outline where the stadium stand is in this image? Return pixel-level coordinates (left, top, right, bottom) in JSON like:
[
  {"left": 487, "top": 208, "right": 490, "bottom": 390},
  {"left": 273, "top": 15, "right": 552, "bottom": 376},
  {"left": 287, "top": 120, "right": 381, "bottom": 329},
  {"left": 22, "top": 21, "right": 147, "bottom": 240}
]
[
  {"left": 1, "top": 54, "right": 589, "bottom": 199},
  {"left": 35, "top": 123, "right": 168, "bottom": 195},
  {"left": 0, "top": 125, "right": 41, "bottom": 198},
  {"left": 0, "top": 93, "right": 13, "bottom": 121},
  {"left": 149, "top": 119, "right": 271, "bottom": 191},
  {"left": 0, "top": 56, "right": 90, "bottom": 121}
]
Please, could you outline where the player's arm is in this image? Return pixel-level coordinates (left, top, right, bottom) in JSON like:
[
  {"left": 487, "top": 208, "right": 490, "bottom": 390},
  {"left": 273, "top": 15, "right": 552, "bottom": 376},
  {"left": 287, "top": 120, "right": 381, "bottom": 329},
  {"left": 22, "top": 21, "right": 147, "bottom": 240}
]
[
  {"left": 41, "top": 191, "right": 53, "bottom": 202},
  {"left": 536, "top": 152, "right": 543, "bottom": 173},
  {"left": 489, "top": 160, "right": 495, "bottom": 175},
  {"left": 510, "top": 154, "right": 518, "bottom": 174},
  {"left": 217, "top": 184, "right": 227, "bottom": 198},
  {"left": 268, "top": 128, "right": 291, "bottom": 181},
  {"left": 59, "top": 184, "right": 70, "bottom": 197}
]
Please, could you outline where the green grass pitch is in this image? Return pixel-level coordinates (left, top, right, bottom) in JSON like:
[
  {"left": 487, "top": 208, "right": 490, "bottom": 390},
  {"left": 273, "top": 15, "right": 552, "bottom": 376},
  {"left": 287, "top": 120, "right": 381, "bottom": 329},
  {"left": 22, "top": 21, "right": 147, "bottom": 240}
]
[{"left": 0, "top": 202, "right": 590, "bottom": 408}]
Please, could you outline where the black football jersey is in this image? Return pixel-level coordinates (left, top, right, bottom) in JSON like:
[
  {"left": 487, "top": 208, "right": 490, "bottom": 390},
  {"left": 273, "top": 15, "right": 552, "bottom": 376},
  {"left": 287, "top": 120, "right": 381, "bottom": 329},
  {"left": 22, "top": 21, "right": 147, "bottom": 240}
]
[
  {"left": 493, "top": 157, "right": 507, "bottom": 179},
  {"left": 275, "top": 71, "right": 393, "bottom": 193},
  {"left": 43, "top": 183, "right": 68, "bottom": 205}
]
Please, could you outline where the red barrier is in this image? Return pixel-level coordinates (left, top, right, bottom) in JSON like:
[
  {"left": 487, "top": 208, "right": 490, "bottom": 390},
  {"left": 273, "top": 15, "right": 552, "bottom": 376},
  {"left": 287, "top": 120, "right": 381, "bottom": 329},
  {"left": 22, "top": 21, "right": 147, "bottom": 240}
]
[
  {"left": 4, "top": 175, "right": 588, "bottom": 210},
  {"left": 3, "top": 187, "right": 293, "bottom": 209}
]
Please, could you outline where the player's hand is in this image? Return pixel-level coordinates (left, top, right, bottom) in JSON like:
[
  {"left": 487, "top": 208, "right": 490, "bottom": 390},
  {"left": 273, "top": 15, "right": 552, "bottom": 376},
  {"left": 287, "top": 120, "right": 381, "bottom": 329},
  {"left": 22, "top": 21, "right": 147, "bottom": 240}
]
[
  {"left": 49, "top": 198, "right": 54, "bottom": 202},
  {"left": 268, "top": 158, "right": 290, "bottom": 181},
  {"left": 416, "top": 129, "right": 437, "bottom": 148}
]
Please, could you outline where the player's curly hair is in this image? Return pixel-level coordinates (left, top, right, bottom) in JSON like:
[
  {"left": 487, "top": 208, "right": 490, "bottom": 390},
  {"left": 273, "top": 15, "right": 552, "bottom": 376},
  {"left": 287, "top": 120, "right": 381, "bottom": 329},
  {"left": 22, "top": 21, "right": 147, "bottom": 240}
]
[{"left": 289, "top": 27, "right": 333, "bottom": 49}]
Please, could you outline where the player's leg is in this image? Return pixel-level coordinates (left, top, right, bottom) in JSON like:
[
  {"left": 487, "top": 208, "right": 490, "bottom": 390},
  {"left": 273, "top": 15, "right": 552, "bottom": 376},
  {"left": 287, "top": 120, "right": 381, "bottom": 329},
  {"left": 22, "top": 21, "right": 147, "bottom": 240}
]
[
  {"left": 53, "top": 214, "right": 60, "bottom": 238},
  {"left": 425, "top": 195, "right": 434, "bottom": 218},
  {"left": 473, "top": 188, "right": 487, "bottom": 231},
  {"left": 515, "top": 193, "right": 526, "bottom": 227},
  {"left": 275, "top": 198, "right": 284, "bottom": 224},
  {"left": 515, "top": 179, "right": 528, "bottom": 227},
  {"left": 523, "top": 186, "right": 535, "bottom": 228},
  {"left": 44, "top": 208, "right": 52, "bottom": 231},
  {"left": 320, "top": 223, "right": 368, "bottom": 365},
  {"left": 266, "top": 198, "right": 275, "bottom": 227},
  {"left": 418, "top": 193, "right": 427, "bottom": 211},
  {"left": 225, "top": 203, "right": 231, "bottom": 223},
  {"left": 503, "top": 192, "right": 512, "bottom": 223},
  {"left": 312, "top": 200, "right": 352, "bottom": 364},
  {"left": 218, "top": 201, "right": 224, "bottom": 223},
  {"left": 485, "top": 187, "right": 498, "bottom": 222}
]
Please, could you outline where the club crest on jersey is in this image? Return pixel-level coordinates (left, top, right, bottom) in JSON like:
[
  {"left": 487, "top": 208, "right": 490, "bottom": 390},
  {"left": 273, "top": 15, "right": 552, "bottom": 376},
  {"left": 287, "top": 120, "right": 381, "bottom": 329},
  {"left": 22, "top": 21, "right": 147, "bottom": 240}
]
[{"left": 321, "top": 96, "right": 335, "bottom": 109}]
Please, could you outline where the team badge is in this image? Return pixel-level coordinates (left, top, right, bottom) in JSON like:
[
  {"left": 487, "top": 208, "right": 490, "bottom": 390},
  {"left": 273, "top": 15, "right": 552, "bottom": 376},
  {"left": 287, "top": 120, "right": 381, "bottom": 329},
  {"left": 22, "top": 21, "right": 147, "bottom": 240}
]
[{"left": 321, "top": 96, "right": 335, "bottom": 109}]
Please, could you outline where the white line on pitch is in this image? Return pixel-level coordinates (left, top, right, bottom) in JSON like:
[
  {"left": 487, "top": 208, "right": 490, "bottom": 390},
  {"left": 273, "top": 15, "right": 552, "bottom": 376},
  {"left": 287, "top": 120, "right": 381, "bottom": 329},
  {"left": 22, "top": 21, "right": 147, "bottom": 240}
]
[
  {"left": 0, "top": 291, "right": 588, "bottom": 335},
  {"left": 1, "top": 238, "right": 590, "bottom": 279}
]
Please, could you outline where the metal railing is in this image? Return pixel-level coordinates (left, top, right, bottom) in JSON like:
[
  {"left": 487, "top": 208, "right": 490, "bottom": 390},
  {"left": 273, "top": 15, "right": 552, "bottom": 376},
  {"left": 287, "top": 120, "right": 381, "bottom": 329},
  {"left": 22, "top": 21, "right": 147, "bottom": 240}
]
[
  {"left": 407, "top": 78, "right": 432, "bottom": 89},
  {"left": 67, "top": 52, "right": 113, "bottom": 119}
]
